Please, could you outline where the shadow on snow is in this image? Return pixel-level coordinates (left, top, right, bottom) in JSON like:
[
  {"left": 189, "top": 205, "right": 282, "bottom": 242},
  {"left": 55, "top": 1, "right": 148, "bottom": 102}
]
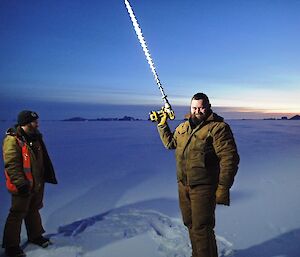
[{"left": 230, "top": 228, "right": 300, "bottom": 257}]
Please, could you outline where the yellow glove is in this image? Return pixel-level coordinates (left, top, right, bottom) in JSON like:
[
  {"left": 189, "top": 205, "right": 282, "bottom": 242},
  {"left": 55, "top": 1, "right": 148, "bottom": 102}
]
[
  {"left": 158, "top": 111, "right": 168, "bottom": 126},
  {"left": 216, "top": 185, "right": 230, "bottom": 206}
]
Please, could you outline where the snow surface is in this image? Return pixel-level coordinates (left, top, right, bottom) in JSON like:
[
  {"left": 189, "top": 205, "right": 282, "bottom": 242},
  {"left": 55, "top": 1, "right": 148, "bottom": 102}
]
[{"left": 0, "top": 119, "right": 300, "bottom": 257}]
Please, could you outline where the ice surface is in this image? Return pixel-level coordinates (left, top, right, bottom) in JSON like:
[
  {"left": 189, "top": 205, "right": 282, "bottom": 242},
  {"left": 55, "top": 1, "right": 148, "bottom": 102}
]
[{"left": 0, "top": 119, "right": 299, "bottom": 257}]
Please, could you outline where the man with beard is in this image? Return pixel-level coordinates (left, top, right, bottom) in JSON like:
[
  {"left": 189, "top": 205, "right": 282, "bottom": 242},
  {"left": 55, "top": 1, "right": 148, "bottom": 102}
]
[
  {"left": 156, "top": 93, "right": 239, "bottom": 257},
  {"left": 2, "top": 110, "right": 57, "bottom": 257}
]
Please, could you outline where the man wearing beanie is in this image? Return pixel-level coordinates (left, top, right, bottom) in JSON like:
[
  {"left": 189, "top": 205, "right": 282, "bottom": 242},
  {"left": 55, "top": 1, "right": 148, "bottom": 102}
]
[{"left": 2, "top": 110, "right": 57, "bottom": 257}]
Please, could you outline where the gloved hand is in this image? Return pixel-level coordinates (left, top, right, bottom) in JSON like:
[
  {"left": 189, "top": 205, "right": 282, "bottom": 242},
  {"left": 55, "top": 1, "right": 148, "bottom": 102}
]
[
  {"left": 216, "top": 185, "right": 230, "bottom": 206},
  {"left": 17, "top": 183, "right": 30, "bottom": 196},
  {"left": 157, "top": 111, "right": 168, "bottom": 126}
]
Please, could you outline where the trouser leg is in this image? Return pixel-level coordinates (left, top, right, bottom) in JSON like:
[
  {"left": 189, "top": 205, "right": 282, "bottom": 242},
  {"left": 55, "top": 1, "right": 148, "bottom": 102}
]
[
  {"left": 25, "top": 187, "right": 45, "bottom": 241},
  {"left": 2, "top": 195, "right": 31, "bottom": 248},
  {"left": 189, "top": 184, "right": 218, "bottom": 257},
  {"left": 178, "top": 182, "right": 195, "bottom": 253},
  {"left": 178, "top": 182, "right": 218, "bottom": 257}
]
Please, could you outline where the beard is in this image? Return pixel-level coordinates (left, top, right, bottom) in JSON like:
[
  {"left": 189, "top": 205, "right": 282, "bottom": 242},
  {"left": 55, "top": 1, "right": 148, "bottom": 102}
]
[
  {"left": 19, "top": 125, "right": 40, "bottom": 143},
  {"left": 190, "top": 109, "right": 212, "bottom": 127},
  {"left": 191, "top": 113, "right": 205, "bottom": 125},
  {"left": 27, "top": 124, "right": 38, "bottom": 135}
]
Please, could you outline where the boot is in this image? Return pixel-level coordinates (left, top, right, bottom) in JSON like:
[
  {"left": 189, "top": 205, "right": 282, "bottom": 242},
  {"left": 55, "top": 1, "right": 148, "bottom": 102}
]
[
  {"left": 5, "top": 246, "right": 26, "bottom": 257},
  {"left": 28, "top": 236, "right": 52, "bottom": 248}
]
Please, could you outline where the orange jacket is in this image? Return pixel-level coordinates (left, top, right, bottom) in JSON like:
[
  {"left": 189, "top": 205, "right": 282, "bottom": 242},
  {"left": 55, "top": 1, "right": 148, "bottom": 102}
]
[
  {"left": 4, "top": 137, "right": 33, "bottom": 193},
  {"left": 3, "top": 126, "right": 57, "bottom": 194}
]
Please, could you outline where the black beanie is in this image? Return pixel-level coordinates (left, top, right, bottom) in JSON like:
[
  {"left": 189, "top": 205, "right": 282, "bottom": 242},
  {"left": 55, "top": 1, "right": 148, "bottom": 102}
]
[{"left": 17, "top": 110, "right": 39, "bottom": 126}]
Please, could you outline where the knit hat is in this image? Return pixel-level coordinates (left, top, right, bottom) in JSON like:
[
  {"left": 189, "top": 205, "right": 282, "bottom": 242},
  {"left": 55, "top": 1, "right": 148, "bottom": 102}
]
[{"left": 17, "top": 110, "right": 39, "bottom": 126}]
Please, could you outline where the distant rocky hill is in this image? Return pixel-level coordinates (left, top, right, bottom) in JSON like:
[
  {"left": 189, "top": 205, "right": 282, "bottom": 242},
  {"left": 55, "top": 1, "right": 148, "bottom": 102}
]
[
  {"left": 290, "top": 115, "right": 300, "bottom": 120},
  {"left": 63, "top": 117, "right": 87, "bottom": 121},
  {"left": 263, "top": 114, "right": 300, "bottom": 120},
  {"left": 62, "top": 116, "right": 140, "bottom": 121}
]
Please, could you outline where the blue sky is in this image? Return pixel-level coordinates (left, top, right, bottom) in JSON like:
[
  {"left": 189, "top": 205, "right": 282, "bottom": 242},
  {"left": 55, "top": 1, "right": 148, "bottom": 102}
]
[{"left": 1, "top": 0, "right": 300, "bottom": 119}]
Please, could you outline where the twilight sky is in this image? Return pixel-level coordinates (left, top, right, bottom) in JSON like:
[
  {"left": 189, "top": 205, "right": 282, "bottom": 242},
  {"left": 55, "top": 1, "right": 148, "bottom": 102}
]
[{"left": 0, "top": 0, "right": 299, "bottom": 120}]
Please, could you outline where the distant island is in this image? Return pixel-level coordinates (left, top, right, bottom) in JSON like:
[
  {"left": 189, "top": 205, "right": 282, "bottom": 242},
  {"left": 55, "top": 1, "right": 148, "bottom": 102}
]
[
  {"left": 62, "top": 116, "right": 141, "bottom": 122},
  {"left": 1, "top": 115, "right": 299, "bottom": 123},
  {"left": 263, "top": 115, "right": 300, "bottom": 120},
  {"left": 290, "top": 115, "right": 300, "bottom": 120},
  {"left": 62, "top": 114, "right": 300, "bottom": 122}
]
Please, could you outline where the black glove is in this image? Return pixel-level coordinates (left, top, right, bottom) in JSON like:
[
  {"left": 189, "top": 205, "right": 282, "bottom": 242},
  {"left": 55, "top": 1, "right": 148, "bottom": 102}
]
[{"left": 17, "top": 184, "right": 30, "bottom": 196}]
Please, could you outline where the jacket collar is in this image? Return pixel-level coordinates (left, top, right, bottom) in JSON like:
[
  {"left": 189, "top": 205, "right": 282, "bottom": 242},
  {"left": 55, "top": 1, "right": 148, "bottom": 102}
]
[
  {"left": 187, "top": 111, "right": 224, "bottom": 131},
  {"left": 6, "top": 126, "right": 42, "bottom": 143}
]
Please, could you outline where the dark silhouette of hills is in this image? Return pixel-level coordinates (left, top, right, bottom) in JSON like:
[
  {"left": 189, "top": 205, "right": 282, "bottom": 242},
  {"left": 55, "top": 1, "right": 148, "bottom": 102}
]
[
  {"left": 263, "top": 114, "right": 300, "bottom": 120},
  {"left": 290, "top": 115, "right": 300, "bottom": 120},
  {"left": 62, "top": 116, "right": 141, "bottom": 122},
  {"left": 63, "top": 117, "right": 87, "bottom": 121}
]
